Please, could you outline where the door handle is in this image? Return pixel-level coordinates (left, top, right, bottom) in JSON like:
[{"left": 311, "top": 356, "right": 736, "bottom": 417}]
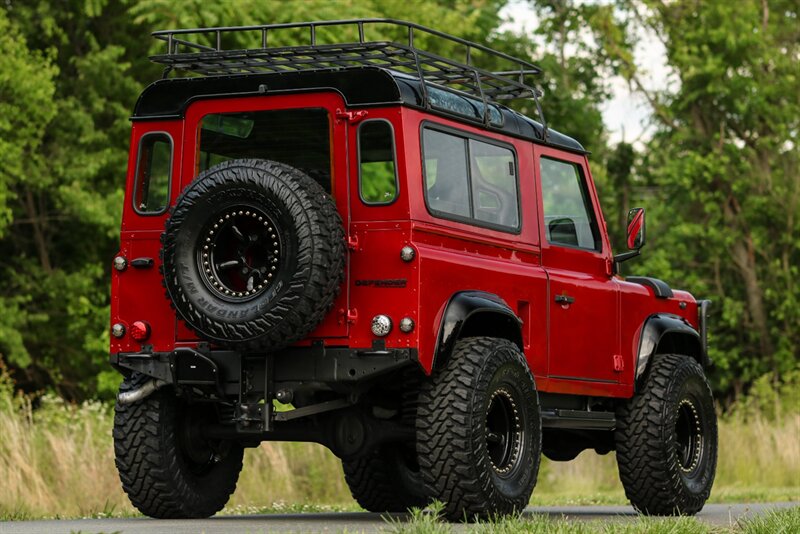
[
  {"left": 131, "top": 257, "right": 154, "bottom": 269},
  {"left": 554, "top": 294, "right": 575, "bottom": 305}
]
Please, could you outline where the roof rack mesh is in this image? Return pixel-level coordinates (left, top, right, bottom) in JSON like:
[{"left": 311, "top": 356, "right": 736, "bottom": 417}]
[{"left": 150, "top": 19, "right": 548, "bottom": 132}]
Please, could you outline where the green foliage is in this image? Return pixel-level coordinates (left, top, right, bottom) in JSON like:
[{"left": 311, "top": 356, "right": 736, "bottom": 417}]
[
  {"left": 0, "top": 10, "right": 58, "bottom": 237},
  {"left": 383, "top": 506, "right": 800, "bottom": 533},
  {"left": 741, "top": 506, "right": 800, "bottom": 534},
  {"left": 0, "top": 0, "right": 517, "bottom": 400},
  {"left": 0, "top": 0, "right": 795, "bottom": 401},
  {"left": 620, "top": 0, "right": 800, "bottom": 394},
  {"left": 0, "top": 9, "right": 58, "bottom": 369},
  {"left": 539, "top": 0, "right": 800, "bottom": 398},
  {"left": 726, "top": 369, "right": 800, "bottom": 421}
]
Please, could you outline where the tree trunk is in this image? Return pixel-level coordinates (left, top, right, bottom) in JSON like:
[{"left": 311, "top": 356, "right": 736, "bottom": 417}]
[
  {"left": 725, "top": 205, "right": 774, "bottom": 361},
  {"left": 23, "top": 186, "right": 53, "bottom": 273}
]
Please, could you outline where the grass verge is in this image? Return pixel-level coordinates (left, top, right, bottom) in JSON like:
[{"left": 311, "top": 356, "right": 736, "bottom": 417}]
[
  {"left": 0, "top": 374, "right": 797, "bottom": 520},
  {"left": 384, "top": 503, "right": 800, "bottom": 534}
]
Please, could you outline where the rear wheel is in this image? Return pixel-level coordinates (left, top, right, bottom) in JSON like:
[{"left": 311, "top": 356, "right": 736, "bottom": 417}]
[
  {"left": 113, "top": 374, "right": 243, "bottom": 518},
  {"left": 417, "top": 337, "right": 541, "bottom": 521},
  {"left": 342, "top": 444, "right": 430, "bottom": 512},
  {"left": 615, "top": 353, "right": 718, "bottom": 515}
]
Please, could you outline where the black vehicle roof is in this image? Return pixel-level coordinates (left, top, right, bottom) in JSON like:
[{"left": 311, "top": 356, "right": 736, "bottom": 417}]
[{"left": 133, "top": 67, "right": 586, "bottom": 154}]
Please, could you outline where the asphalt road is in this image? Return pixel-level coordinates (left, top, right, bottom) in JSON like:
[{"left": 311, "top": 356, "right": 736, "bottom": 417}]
[{"left": 0, "top": 503, "right": 796, "bottom": 534}]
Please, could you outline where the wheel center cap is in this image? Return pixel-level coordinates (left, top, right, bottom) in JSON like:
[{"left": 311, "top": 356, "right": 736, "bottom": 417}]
[{"left": 199, "top": 207, "right": 281, "bottom": 301}]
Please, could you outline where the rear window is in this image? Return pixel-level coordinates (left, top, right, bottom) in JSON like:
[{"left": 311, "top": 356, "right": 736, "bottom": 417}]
[
  {"left": 133, "top": 133, "right": 172, "bottom": 215},
  {"left": 197, "top": 108, "right": 331, "bottom": 193}
]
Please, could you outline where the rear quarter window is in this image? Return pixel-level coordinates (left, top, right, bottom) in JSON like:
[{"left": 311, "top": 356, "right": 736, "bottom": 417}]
[
  {"left": 359, "top": 120, "right": 398, "bottom": 204},
  {"left": 133, "top": 133, "right": 172, "bottom": 215}
]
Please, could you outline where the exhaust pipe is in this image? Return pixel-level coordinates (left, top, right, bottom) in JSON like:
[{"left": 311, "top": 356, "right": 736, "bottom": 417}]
[{"left": 118, "top": 378, "right": 167, "bottom": 405}]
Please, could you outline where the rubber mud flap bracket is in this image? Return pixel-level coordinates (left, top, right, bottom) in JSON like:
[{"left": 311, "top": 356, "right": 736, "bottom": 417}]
[{"left": 174, "top": 348, "right": 220, "bottom": 386}]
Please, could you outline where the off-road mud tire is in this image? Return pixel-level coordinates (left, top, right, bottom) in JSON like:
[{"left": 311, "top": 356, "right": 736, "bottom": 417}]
[
  {"left": 615, "top": 353, "right": 718, "bottom": 515},
  {"left": 417, "top": 337, "right": 541, "bottom": 521},
  {"left": 342, "top": 444, "right": 431, "bottom": 512},
  {"left": 161, "top": 158, "right": 345, "bottom": 351},
  {"left": 113, "top": 374, "right": 244, "bottom": 518}
]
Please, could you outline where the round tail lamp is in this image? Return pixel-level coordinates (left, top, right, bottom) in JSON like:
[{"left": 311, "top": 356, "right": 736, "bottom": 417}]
[{"left": 130, "top": 321, "right": 151, "bottom": 342}]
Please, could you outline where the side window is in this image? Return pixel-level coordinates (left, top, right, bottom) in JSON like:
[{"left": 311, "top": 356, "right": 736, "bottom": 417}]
[
  {"left": 469, "top": 139, "right": 518, "bottom": 228},
  {"left": 422, "top": 127, "right": 520, "bottom": 231},
  {"left": 359, "top": 121, "right": 398, "bottom": 204},
  {"left": 423, "top": 129, "right": 470, "bottom": 218},
  {"left": 134, "top": 133, "right": 172, "bottom": 214},
  {"left": 540, "top": 157, "right": 601, "bottom": 250}
]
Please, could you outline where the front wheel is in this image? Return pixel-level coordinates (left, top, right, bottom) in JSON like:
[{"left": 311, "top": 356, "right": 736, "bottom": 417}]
[
  {"left": 113, "top": 374, "right": 244, "bottom": 518},
  {"left": 416, "top": 337, "right": 541, "bottom": 521},
  {"left": 615, "top": 353, "right": 718, "bottom": 515}
]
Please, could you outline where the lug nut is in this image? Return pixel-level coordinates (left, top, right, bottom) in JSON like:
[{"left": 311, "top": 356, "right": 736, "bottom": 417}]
[{"left": 400, "top": 246, "right": 415, "bottom": 262}]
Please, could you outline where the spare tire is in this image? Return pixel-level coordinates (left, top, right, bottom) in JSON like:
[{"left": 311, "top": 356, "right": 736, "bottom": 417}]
[{"left": 161, "top": 159, "right": 345, "bottom": 350}]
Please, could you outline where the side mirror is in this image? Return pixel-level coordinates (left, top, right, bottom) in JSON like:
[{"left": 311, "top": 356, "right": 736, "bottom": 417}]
[
  {"left": 614, "top": 207, "right": 645, "bottom": 267},
  {"left": 626, "top": 207, "right": 646, "bottom": 250}
]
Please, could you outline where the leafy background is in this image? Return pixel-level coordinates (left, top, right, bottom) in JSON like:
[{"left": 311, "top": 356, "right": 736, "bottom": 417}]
[{"left": 0, "top": 0, "right": 797, "bottom": 403}]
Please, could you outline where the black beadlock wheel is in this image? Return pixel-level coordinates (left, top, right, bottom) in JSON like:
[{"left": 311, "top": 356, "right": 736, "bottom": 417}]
[
  {"left": 161, "top": 159, "right": 345, "bottom": 351},
  {"left": 416, "top": 337, "right": 541, "bottom": 521},
  {"left": 615, "top": 353, "right": 718, "bottom": 515},
  {"left": 113, "top": 374, "right": 244, "bottom": 518},
  {"left": 342, "top": 443, "right": 431, "bottom": 512}
]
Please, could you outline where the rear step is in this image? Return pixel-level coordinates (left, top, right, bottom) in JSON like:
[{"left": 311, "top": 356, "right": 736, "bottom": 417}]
[{"left": 541, "top": 409, "right": 616, "bottom": 430}]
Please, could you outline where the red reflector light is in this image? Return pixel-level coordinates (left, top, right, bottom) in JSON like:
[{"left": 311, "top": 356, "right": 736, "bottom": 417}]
[{"left": 130, "top": 321, "right": 151, "bottom": 342}]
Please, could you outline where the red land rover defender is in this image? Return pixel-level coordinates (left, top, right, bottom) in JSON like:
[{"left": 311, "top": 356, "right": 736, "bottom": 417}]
[{"left": 110, "top": 19, "right": 716, "bottom": 521}]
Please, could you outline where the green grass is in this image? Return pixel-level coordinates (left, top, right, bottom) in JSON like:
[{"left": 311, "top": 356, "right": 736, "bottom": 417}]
[
  {"left": 739, "top": 505, "right": 800, "bottom": 534},
  {"left": 0, "top": 371, "right": 797, "bottom": 521},
  {"left": 383, "top": 503, "right": 800, "bottom": 534}
]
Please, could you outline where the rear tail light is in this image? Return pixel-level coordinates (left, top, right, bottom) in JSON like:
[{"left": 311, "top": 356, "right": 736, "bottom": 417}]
[{"left": 130, "top": 321, "right": 151, "bottom": 342}]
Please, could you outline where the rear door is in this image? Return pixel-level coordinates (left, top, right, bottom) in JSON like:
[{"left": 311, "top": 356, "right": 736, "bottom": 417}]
[
  {"left": 180, "top": 92, "right": 351, "bottom": 341},
  {"left": 535, "top": 146, "right": 621, "bottom": 385},
  {"left": 113, "top": 120, "right": 184, "bottom": 353}
]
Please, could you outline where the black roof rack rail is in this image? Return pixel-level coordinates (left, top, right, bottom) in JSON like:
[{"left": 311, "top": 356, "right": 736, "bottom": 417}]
[{"left": 150, "top": 18, "right": 548, "bottom": 137}]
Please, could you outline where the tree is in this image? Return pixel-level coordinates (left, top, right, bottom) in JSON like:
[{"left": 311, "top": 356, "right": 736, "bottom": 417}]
[
  {"left": 0, "top": 0, "right": 522, "bottom": 399},
  {"left": 1, "top": 0, "right": 163, "bottom": 398},
  {"left": 0, "top": 8, "right": 58, "bottom": 376},
  {"left": 609, "top": 0, "right": 799, "bottom": 397}
]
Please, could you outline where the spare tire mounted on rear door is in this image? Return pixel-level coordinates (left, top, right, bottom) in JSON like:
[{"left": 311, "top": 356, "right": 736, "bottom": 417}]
[{"left": 161, "top": 159, "right": 345, "bottom": 351}]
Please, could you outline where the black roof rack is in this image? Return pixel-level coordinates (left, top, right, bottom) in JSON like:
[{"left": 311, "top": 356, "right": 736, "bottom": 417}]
[{"left": 150, "top": 18, "right": 548, "bottom": 136}]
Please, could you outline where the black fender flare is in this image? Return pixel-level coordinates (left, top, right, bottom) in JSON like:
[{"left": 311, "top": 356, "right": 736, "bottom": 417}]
[
  {"left": 635, "top": 313, "right": 708, "bottom": 390},
  {"left": 431, "top": 290, "right": 523, "bottom": 371}
]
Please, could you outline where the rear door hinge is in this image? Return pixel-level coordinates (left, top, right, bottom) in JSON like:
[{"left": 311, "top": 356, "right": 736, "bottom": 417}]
[
  {"left": 338, "top": 308, "right": 358, "bottom": 325},
  {"left": 336, "top": 108, "right": 368, "bottom": 124},
  {"left": 347, "top": 234, "right": 360, "bottom": 251},
  {"left": 613, "top": 354, "right": 625, "bottom": 372}
]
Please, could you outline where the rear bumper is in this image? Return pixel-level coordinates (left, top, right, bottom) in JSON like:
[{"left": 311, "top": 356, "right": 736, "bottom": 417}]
[{"left": 110, "top": 344, "right": 418, "bottom": 397}]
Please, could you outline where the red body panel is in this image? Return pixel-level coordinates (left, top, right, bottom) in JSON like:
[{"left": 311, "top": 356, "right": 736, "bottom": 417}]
[{"left": 112, "top": 96, "right": 699, "bottom": 400}]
